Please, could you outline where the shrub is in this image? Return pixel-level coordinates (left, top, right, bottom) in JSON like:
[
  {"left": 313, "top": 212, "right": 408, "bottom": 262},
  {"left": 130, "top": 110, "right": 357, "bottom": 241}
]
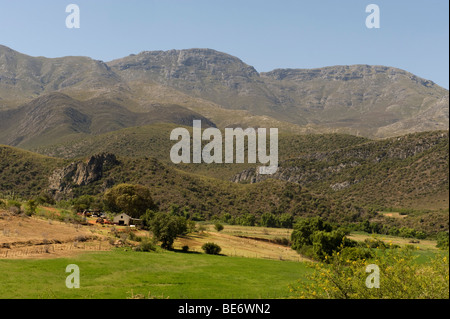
[
  {"left": 36, "top": 193, "right": 55, "bottom": 205},
  {"left": 7, "top": 200, "right": 22, "bottom": 213},
  {"left": 273, "top": 237, "right": 291, "bottom": 246},
  {"left": 279, "top": 213, "right": 294, "bottom": 228},
  {"left": 25, "top": 199, "right": 37, "bottom": 216},
  {"left": 363, "top": 238, "right": 389, "bottom": 249},
  {"left": 291, "top": 217, "right": 353, "bottom": 261},
  {"left": 289, "top": 247, "right": 449, "bottom": 299},
  {"left": 202, "top": 242, "right": 222, "bottom": 255},
  {"left": 134, "top": 238, "right": 157, "bottom": 252},
  {"left": 75, "top": 235, "right": 88, "bottom": 242},
  {"left": 182, "top": 245, "right": 189, "bottom": 252},
  {"left": 214, "top": 223, "right": 224, "bottom": 232},
  {"left": 128, "top": 231, "right": 142, "bottom": 242},
  {"left": 437, "top": 232, "right": 449, "bottom": 250},
  {"left": 311, "top": 229, "right": 347, "bottom": 261},
  {"left": 339, "top": 247, "right": 375, "bottom": 261}
]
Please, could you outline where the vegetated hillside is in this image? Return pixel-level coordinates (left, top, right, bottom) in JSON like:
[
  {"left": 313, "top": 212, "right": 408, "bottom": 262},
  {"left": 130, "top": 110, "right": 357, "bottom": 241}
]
[
  {"left": 29, "top": 123, "right": 370, "bottom": 180},
  {"left": 48, "top": 153, "right": 360, "bottom": 222},
  {"left": 0, "top": 144, "right": 365, "bottom": 224},
  {"left": 233, "top": 130, "right": 449, "bottom": 210},
  {"left": 0, "top": 147, "right": 364, "bottom": 224},
  {"left": 24, "top": 125, "right": 450, "bottom": 211},
  {"left": 1, "top": 45, "right": 448, "bottom": 139},
  {"left": 30, "top": 123, "right": 179, "bottom": 160},
  {"left": 0, "top": 92, "right": 215, "bottom": 149},
  {"left": 1, "top": 144, "right": 447, "bottom": 234},
  {"left": 0, "top": 145, "right": 65, "bottom": 197}
]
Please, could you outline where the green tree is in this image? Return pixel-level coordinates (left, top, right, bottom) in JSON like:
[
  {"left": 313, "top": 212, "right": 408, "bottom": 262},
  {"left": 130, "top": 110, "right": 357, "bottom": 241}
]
[
  {"left": 71, "top": 195, "right": 95, "bottom": 213},
  {"left": 291, "top": 217, "right": 333, "bottom": 251},
  {"left": 311, "top": 229, "right": 347, "bottom": 261},
  {"left": 141, "top": 209, "right": 156, "bottom": 229},
  {"left": 148, "top": 212, "right": 187, "bottom": 250},
  {"left": 240, "top": 213, "right": 256, "bottom": 226},
  {"left": 260, "top": 212, "right": 278, "bottom": 228},
  {"left": 104, "top": 184, "right": 156, "bottom": 218},
  {"left": 279, "top": 213, "right": 294, "bottom": 228}
]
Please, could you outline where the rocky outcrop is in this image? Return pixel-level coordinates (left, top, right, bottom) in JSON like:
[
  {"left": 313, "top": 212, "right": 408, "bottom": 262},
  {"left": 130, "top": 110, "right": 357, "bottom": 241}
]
[{"left": 48, "top": 153, "right": 119, "bottom": 200}]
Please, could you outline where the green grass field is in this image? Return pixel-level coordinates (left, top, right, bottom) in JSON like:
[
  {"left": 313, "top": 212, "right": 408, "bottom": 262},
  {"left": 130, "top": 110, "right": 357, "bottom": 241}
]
[{"left": 0, "top": 249, "right": 312, "bottom": 299}]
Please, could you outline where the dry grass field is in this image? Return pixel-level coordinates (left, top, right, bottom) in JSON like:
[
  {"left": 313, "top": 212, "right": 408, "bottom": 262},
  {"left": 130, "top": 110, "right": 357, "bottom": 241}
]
[
  {"left": 174, "top": 230, "right": 309, "bottom": 262},
  {"left": 0, "top": 209, "right": 308, "bottom": 262},
  {"left": 0, "top": 209, "right": 112, "bottom": 259},
  {"left": 347, "top": 232, "right": 439, "bottom": 251}
]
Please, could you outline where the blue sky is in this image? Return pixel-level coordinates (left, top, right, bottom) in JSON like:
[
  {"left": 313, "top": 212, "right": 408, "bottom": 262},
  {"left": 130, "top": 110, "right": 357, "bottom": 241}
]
[{"left": 0, "top": 0, "right": 448, "bottom": 88}]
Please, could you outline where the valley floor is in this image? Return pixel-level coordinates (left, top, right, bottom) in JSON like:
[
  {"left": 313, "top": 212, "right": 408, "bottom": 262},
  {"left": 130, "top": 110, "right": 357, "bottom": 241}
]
[{"left": 0, "top": 209, "right": 445, "bottom": 299}]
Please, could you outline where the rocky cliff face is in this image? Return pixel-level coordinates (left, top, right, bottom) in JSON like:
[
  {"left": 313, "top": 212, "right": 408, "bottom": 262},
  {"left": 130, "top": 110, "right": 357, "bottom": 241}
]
[
  {"left": 108, "top": 48, "right": 260, "bottom": 85},
  {"left": 48, "top": 153, "right": 119, "bottom": 200}
]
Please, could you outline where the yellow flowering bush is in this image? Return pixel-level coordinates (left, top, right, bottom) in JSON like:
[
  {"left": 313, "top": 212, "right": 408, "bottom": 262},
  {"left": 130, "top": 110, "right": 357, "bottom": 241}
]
[{"left": 289, "top": 246, "right": 449, "bottom": 299}]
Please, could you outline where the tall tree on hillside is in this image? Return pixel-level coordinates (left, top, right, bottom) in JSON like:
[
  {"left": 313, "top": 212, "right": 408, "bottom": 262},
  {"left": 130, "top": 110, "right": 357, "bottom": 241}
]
[{"left": 103, "top": 183, "right": 156, "bottom": 218}]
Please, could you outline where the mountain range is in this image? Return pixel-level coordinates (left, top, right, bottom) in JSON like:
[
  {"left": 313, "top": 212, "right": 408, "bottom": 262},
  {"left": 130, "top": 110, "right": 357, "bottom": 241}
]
[{"left": 0, "top": 44, "right": 448, "bottom": 148}]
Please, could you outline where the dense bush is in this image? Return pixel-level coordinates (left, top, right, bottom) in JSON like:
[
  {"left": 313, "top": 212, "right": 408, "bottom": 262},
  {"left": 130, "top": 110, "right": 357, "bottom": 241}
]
[
  {"left": 134, "top": 238, "right": 157, "bottom": 252},
  {"left": 291, "top": 217, "right": 358, "bottom": 261},
  {"left": 182, "top": 245, "right": 189, "bottom": 252},
  {"left": 260, "top": 212, "right": 278, "bottom": 228},
  {"left": 339, "top": 246, "right": 375, "bottom": 261},
  {"left": 7, "top": 200, "right": 22, "bottom": 213},
  {"left": 25, "top": 199, "right": 37, "bottom": 216},
  {"left": 289, "top": 247, "right": 449, "bottom": 299},
  {"left": 311, "top": 230, "right": 350, "bottom": 261},
  {"left": 291, "top": 217, "right": 333, "bottom": 250},
  {"left": 437, "top": 232, "right": 449, "bottom": 250},
  {"left": 202, "top": 242, "right": 222, "bottom": 255},
  {"left": 362, "top": 238, "right": 394, "bottom": 249}
]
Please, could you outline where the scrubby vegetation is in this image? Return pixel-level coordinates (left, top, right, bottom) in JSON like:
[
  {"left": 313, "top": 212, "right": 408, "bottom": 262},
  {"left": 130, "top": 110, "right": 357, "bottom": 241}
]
[
  {"left": 289, "top": 246, "right": 449, "bottom": 299},
  {"left": 202, "top": 242, "right": 222, "bottom": 255}
]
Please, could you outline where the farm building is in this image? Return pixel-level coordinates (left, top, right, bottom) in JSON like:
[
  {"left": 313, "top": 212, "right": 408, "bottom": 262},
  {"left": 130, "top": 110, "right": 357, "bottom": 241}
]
[
  {"left": 113, "top": 213, "right": 142, "bottom": 226},
  {"left": 113, "top": 213, "right": 131, "bottom": 226}
]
